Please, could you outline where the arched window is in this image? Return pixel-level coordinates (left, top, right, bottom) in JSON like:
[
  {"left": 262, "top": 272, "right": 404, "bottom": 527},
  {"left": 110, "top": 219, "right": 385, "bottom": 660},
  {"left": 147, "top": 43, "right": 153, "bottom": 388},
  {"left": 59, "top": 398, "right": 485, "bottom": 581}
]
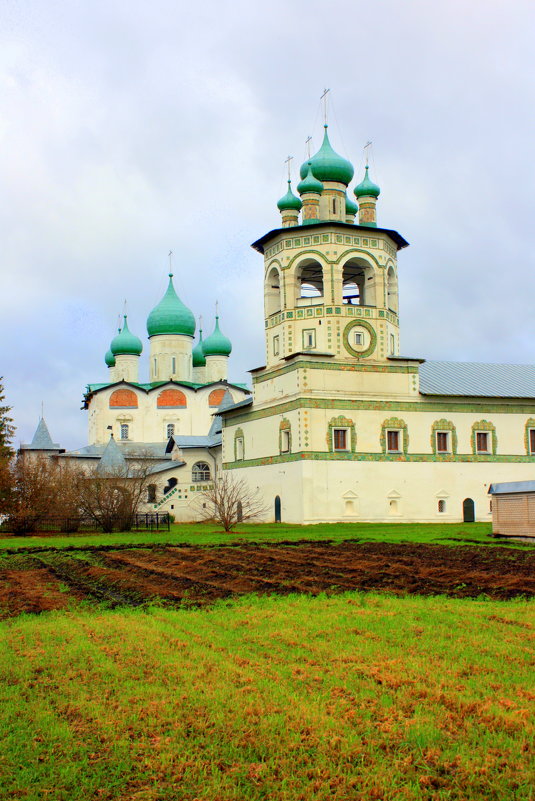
[
  {"left": 166, "top": 423, "right": 175, "bottom": 439},
  {"left": 120, "top": 423, "right": 129, "bottom": 440},
  {"left": 342, "top": 259, "right": 375, "bottom": 307},
  {"left": 147, "top": 484, "right": 157, "bottom": 503},
  {"left": 157, "top": 389, "right": 187, "bottom": 408},
  {"left": 208, "top": 389, "right": 226, "bottom": 407},
  {"left": 110, "top": 389, "right": 138, "bottom": 408},
  {"left": 296, "top": 259, "right": 323, "bottom": 302},
  {"left": 387, "top": 266, "right": 398, "bottom": 313},
  {"left": 438, "top": 499, "right": 446, "bottom": 513},
  {"left": 265, "top": 266, "right": 282, "bottom": 317},
  {"left": 192, "top": 462, "right": 211, "bottom": 482}
]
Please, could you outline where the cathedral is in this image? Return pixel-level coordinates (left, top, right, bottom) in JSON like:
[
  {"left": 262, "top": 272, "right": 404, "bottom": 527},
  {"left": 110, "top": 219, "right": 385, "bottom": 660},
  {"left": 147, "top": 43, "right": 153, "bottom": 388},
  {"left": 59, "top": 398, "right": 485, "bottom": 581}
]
[{"left": 21, "top": 117, "right": 535, "bottom": 524}]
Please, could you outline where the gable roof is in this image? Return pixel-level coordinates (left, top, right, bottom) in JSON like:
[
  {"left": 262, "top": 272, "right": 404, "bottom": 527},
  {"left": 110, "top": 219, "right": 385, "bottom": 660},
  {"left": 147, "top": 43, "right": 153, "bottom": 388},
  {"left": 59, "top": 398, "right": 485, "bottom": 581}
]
[{"left": 419, "top": 361, "right": 535, "bottom": 399}]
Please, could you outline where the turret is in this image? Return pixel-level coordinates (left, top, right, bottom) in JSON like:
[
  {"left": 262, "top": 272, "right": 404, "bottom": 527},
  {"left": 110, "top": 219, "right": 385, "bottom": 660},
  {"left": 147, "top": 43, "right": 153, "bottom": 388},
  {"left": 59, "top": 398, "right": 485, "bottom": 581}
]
[
  {"left": 297, "top": 163, "right": 323, "bottom": 223},
  {"left": 203, "top": 314, "right": 232, "bottom": 382},
  {"left": 147, "top": 273, "right": 195, "bottom": 382},
  {"left": 354, "top": 166, "right": 381, "bottom": 227},
  {"left": 299, "top": 125, "right": 353, "bottom": 222},
  {"left": 110, "top": 315, "right": 142, "bottom": 383},
  {"left": 277, "top": 180, "right": 302, "bottom": 227},
  {"left": 192, "top": 322, "right": 207, "bottom": 384}
]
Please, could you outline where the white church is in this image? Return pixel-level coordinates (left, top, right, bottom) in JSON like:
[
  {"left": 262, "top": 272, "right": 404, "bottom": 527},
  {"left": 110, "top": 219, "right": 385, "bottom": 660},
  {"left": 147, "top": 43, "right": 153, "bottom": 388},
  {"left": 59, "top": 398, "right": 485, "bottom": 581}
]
[{"left": 22, "top": 118, "right": 535, "bottom": 523}]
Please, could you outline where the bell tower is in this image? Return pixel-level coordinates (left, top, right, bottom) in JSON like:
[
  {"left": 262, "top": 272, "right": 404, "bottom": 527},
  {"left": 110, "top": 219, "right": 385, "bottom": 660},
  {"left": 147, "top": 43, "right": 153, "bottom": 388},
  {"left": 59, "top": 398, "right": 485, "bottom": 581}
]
[{"left": 256, "top": 129, "right": 406, "bottom": 371}]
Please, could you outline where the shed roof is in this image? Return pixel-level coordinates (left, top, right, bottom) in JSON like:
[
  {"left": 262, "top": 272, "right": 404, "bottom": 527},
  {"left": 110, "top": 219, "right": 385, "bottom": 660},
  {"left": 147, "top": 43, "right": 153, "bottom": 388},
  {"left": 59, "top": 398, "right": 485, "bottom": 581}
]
[
  {"left": 488, "top": 481, "right": 535, "bottom": 495},
  {"left": 419, "top": 361, "right": 535, "bottom": 398}
]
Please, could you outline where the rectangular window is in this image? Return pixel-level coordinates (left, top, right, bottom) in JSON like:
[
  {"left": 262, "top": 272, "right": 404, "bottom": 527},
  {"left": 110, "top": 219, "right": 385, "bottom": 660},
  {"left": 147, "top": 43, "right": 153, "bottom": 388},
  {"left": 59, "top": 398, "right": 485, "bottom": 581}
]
[
  {"left": 120, "top": 423, "right": 129, "bottom": 440},
  {"left": 436, "top": 431, "right": 449, "bottom": 453},
  {"left": 281, "top": 430, "right": 290, "bottom": 453},
  {"left": 333, "top": 428, "right": 348, "bottom": 451},
  {"left": 529, "top": 429, "right": 535, "bottom": 454},
  {"left": 273, "top": 335, "right": 280, "bottom": 356},
  {"left": 387, "top": 430, "right": 400, "bottom": 452},
  {"left": 236, "top": 437, "right": 244, "bottom": 461},
  {"left": 172, "top": 357, "right": 176, "bottom": 374},
  {"left": 476, "top": 431, "right": 489, "bottom": 453},
  {"left": 390, "top": 334, "right": 395, "bottom": 354},
  {"left": 303, "top": 329, "right": 315, "bottom": 349},
  {"left": 354, "top": 332, "right": 363, "bottom": 345},
  {"left": 166, "top": 423, "right": 175, "bottom": 439}
]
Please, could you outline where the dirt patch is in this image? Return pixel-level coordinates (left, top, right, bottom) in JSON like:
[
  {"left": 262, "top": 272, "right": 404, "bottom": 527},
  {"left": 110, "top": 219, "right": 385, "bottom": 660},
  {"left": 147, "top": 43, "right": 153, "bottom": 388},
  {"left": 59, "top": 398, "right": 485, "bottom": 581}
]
[{"left": 1, "top": 541, "right": 534, "bottom": 618}]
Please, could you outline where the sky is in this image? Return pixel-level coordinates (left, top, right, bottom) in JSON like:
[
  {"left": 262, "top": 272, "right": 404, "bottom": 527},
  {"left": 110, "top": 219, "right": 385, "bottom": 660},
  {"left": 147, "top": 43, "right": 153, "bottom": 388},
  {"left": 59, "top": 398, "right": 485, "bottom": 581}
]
[{"left": 2, "top": 0, "right": 535, "bottom": 449}]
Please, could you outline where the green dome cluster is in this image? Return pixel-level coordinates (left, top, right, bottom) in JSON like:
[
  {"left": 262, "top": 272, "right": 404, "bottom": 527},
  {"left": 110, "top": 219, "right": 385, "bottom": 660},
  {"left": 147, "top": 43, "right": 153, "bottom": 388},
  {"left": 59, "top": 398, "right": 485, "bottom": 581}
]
[
  {"left": 105, "top": 348, "right": 116, "bottom": 367},
  {"left": 354, "top": 166, "right": 381, "bottom": 198},
  {"left": 300, "top": 126, "right": 354, "bottom": 186},
  {"left": 203, "top": 316, "right": 232, "bottom": 356},
  {"left": 345, "top": 193, "right": 358, "bottom": 216},
  {"left": 110, "top": 316, "right": 143, "bottom": 356},
  {"left": 297, "top": 163, "right": 324, "bottom": 195},
  {"left": 277, "top": 180, "right": 302, "bottom": 212},
  {"left": 147, "top": 274, "right": 196, "bottom": 338}
]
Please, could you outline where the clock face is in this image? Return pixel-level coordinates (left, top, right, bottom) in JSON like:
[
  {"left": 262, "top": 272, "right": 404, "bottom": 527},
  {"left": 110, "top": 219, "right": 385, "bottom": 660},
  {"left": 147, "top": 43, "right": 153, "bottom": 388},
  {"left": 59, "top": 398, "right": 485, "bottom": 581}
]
[{"left": 343, "top": 320, "right": 377, "bottom": 358}]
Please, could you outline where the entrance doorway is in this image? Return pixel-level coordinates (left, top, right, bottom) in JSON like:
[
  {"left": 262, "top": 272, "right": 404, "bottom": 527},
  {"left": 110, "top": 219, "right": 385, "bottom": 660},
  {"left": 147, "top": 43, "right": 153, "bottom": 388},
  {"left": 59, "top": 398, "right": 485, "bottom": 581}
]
[
  {"left": 463, "top": 498, "right": 475, "bottom": 522},
  {"left": 274, "top": 495, "right": 281, "bottom": 523}
]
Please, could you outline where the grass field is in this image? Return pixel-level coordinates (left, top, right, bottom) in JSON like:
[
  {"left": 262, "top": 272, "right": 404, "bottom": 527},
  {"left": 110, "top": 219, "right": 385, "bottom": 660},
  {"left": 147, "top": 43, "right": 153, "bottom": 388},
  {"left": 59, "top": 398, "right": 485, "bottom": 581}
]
[
  {"left": 1, "top": 592, "right": 534, "bottom": 801},
  {"left": 3, "top": 520, "right": 533, "bottom": 552}
]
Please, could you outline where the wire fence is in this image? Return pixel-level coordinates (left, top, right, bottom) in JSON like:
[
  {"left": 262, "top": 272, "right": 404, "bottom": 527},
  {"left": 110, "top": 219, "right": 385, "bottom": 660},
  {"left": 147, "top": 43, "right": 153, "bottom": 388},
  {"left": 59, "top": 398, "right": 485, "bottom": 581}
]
[{"left": 0, "top": 513, "right": 171, "bottom": 535}]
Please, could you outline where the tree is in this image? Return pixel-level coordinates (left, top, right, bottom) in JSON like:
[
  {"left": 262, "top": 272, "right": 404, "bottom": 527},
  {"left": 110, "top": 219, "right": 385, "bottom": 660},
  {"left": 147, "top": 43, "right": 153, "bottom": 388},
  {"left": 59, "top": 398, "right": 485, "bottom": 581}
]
[
  {"left": 7, "top": 456, "right": 63, "bottom": 534},
  {"left": 196, "top": 473, "right": 267, "bottom": 532},
  {"left": 0, "top": 378, "right": 15, "bottom": 459}
]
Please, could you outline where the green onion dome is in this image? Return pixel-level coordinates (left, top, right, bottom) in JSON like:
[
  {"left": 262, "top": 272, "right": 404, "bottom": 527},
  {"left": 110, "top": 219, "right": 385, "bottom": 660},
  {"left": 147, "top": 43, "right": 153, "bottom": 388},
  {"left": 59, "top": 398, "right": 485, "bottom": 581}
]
[
  {"left": 354, "top": 166, "right": 381, "bottom": 198},
  {"left": 192, "top": 329, "right": 206, "bottom": 367},
  {"left": 105, "top": 348, "right": 116, "bottom": 367},
  {"left": 110, "top": 315, "right": 143, "bottom": 356},
  {"left": 297, "top": 163, "right": 324, "bottom": 195},
  {"left": 147, "top": 273, "right": 196, "bottom": 338},
  {"left": 203, "top": 316, "right": 232, "bottom": 357},
  {"left": 299, "top": 125, "right": 354, "bottom": 185},
  {"left": 277, "top": 180, "right": 302, "bottom": 212},
  {"left": 345, "top": 193, "right": 358, "bottom": 216}
]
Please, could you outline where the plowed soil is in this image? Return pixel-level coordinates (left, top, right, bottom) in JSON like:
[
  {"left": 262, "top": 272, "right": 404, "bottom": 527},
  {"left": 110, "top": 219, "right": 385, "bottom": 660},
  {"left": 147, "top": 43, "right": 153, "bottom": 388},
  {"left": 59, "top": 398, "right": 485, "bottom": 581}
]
[{"left": 1, "top": 541, "right": 534, "bottom": 618}]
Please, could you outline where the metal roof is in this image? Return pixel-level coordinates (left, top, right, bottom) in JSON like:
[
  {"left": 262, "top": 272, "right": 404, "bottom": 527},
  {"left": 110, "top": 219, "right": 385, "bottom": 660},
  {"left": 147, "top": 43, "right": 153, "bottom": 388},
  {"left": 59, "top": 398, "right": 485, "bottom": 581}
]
[
  {"left": 20, "top": 418, "right": 61, "bottom": 450},
  {"left": 251, "top": 221, "right": 409, "bottom": 253},
  {"left": 419, "top": 361, "right": 535, "bottom": 399},
  {"left": 219, "top": 397, "right": 254, "bottom": 415},
  {"left": 489, "top": 481, "right": 535, "bottom": 495}
]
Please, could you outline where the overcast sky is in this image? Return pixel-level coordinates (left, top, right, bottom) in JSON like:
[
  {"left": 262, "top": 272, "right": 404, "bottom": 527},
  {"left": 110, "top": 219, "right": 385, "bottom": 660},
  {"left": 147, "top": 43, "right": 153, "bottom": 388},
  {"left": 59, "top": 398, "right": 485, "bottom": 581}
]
[{"left": 2, "top": 0, "right": 535, "bottom": 449}]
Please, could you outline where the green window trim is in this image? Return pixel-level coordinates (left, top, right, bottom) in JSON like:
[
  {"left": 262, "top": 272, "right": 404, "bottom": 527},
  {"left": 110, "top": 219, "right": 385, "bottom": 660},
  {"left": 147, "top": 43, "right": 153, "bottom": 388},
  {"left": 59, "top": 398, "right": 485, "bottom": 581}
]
[
  {"left": 380, "top": 417, "right": 409, "bottom": 456},
  {"left": 234, "top": 427, "right": 245, "bottom": 461},
  {"left": 279, "top": 418, "right": 292, "bottom": 454},
  {"left": 471, "top": 420, "right": 497, "bottom": 456},
  {"left": 327, "top": 415, "right": 357, "bottom": 453},
  {"left": 342, "top": 319, "right": 377, "bottom": 358},
  {"left": 524, "top": 418, "right": 535, "bottom": 455},
  {"left": 431, "top": 419, "right": 458, "bottom": 456}
]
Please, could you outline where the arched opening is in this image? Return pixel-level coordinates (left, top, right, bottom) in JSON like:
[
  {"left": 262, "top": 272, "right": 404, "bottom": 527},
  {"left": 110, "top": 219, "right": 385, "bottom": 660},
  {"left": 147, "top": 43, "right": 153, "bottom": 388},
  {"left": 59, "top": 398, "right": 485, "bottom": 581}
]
[
  {"left": 342, "top": 259, "right": 376, "bottom": 307},
  {"left": 110, "top": 388, "right": 138, "bottom": 408},
  {"left": 389, "top": 499, "right": 398, "bottom": 515},
  {"left": 265, "top": 266, "right": 282, "bottom": 317},
  {"left": 147, "top": 484, "right": 157, "bottom": 503},
  {"left": 463, "top": 498, "right": 475, "bottom": 523},
  {"left": 387, "top": 266, "right": 398, "bottom": 313},
  {"left": 192, "top": 462, "right": 211, "bottom": 482},
  {"left": 163, "top": 477, "right": 178, "bottom": 495},
  {"left": 208, "top": 389, "right": 226, "bottom": 408},
  {"left": 274, "top": 495, "right": 281, "bottom": 523},
  {"left": 296, "top": 259, "right": 324, "bottom": 304},
  {"left": 344, "top": 500, "right": 355, "bottom": 515},
  {"left": 157, "top": 389, "right": 187, "bottom": 408}
]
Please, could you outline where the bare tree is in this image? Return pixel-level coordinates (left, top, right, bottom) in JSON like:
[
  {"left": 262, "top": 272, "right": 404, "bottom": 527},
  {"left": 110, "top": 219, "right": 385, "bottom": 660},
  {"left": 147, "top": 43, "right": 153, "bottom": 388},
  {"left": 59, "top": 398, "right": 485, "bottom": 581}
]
[
  {"left": 7, "top": 456, "right": 62, "bottom": 533},
  {"left": 196, "top": 473, "right": 267, "bottom": 532}
]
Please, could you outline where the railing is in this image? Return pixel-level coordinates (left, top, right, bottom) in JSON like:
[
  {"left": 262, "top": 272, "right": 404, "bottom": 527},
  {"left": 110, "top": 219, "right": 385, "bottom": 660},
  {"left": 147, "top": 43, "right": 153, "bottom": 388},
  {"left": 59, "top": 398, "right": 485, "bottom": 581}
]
[{"left": 0, "top": 513, "right": 171, "bottom": 535}]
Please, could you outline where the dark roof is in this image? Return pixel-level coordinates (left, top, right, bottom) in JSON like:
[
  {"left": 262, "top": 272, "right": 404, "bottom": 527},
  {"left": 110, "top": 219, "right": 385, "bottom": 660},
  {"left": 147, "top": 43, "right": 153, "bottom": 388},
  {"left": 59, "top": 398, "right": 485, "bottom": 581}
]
[
  {"left": 489, "top": 481, "right": 535, "bottom": 495},
  {"left": 20, "top": 418, "right": 61, "bottom": 451},
  {"left": 219, "top": 397, "right": 254, "bottom": 416},
  {"left": 419, "top": 361, "right": 535, "bottom": 399},
  {"left": 83, "top": 379, "right": 251, "bottom": 407},
  {"left": 251, "top": 221, "right": 409, "bottom": 253}
]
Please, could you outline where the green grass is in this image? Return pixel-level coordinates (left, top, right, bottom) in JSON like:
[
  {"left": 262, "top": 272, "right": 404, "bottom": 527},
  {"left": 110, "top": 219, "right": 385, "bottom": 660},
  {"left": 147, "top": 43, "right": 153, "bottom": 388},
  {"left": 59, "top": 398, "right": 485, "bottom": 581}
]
[
  {"left": 2, "top": 520, "right": 532, "bottom": 553},
  {"left": 0, "top": 592, "right": 533, "bottom": 800}
]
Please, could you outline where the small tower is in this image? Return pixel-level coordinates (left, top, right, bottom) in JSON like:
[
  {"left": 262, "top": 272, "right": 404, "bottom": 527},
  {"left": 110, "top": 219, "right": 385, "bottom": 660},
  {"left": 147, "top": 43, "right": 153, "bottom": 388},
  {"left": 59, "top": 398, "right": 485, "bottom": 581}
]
[
  {"left": 299, "top": 125, "right": 354, "bottom": 222},
  {"left": 203, "top": 312, "right": 232, "bottom": 382},
  {"left": 354, "top": 166, "right": 381, "bottom": 227},
  {"left": 147, "top": 273, "right": 195, "bottom": 382},
  {"left": 105, "top": 346, "right": 116, "bottom": 380},
  {"left": 110, "top": 315, "right": 142, "bottom": 383},
  {"left": 297, "top": 163, "right": 323, "bottom": 223},
  {"left": 192, "top": 321, "right": 206, "bottom": 384},
  {"left": 277, "top": 180, "right": 302, "bottom": 228},
  {"left": 344, "top": 193, "right": 358, "bottom": 224}
]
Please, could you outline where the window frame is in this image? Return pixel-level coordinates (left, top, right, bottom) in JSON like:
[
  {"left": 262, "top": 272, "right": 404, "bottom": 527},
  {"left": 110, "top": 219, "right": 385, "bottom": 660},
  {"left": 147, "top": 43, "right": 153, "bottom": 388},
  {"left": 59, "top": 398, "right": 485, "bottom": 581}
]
[
  {"left": 437, "top": 499, "right": 446, "bottom": 514},
  {"left": 332, "top": 427, "right": 349, "bottom": 452},
  {"left": 302, "top": 328, "right": 316, "bottom": 350},
  {"left": 236, "top": 436, "right": 244, "bottom": 461},
  {"left": 120, "top": 423, "right": 129, "bottom": 440},
  {"left": 280, "top": 429, "right": 290, "bottom": 453},
  {"left": 386, "top": 429, "right": 401, "bottom": 453},
  {"left": 529, "top": 428, "right": 535, "bottom": 454},
  {"left": 435, "top": 431, "right": 450, "bottom": 453},
  {"left": 273, "top": 335, "right": 280, "bottom": 356},
  {"left": 192, "top": 462, "right": 211, "bottom": 482}
]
